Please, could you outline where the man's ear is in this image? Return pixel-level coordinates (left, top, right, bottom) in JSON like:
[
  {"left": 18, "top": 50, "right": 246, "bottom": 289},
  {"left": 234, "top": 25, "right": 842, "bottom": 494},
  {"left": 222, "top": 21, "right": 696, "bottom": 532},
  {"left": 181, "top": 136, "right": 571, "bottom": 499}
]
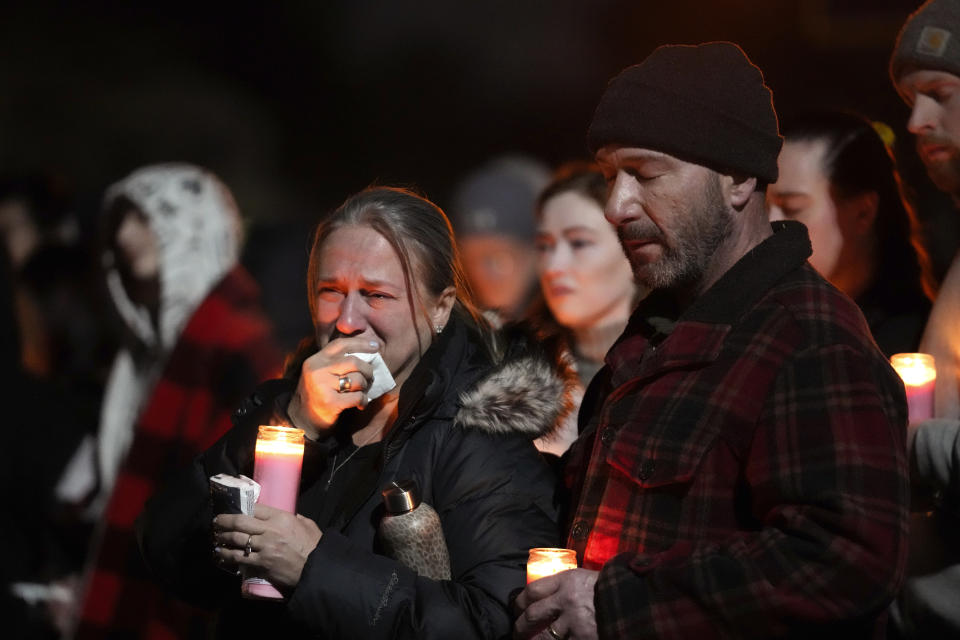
[{"left": 727, "top": 173, "right": 758, "bottom": 209}]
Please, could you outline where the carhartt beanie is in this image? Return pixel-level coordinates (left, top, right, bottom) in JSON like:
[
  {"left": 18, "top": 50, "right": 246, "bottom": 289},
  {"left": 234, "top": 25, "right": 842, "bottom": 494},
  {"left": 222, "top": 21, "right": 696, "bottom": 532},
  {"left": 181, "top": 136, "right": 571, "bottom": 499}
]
[
  {"left": 586, "top": 41, "right": 782, "bottom": 184},
  {"left": 890, "top": 0, "right": 960, "bottom": 84}
]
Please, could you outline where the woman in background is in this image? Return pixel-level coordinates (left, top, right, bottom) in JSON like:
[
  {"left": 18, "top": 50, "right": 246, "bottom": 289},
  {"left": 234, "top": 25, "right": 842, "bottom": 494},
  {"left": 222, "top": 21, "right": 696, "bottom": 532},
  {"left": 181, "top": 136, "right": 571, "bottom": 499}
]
[
  {"left": 528, "top": 163, "right": 639, "bottom": 456},
  {"left": 767, "top": 110, "right": 934, "bottom": 357}
]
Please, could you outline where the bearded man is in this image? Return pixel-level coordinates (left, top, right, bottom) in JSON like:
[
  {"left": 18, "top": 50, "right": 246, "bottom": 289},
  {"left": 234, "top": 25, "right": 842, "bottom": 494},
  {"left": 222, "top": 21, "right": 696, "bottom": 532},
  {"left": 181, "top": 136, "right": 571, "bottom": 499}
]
[
  {"left": 892, "top": 0, "right": 960, "bottom": 419},
  {"left": 514, "top": 42, "right": 909, "bottom": 640},
  {"left": 888, "top": 2, "right": 960, "bottom": 636}
]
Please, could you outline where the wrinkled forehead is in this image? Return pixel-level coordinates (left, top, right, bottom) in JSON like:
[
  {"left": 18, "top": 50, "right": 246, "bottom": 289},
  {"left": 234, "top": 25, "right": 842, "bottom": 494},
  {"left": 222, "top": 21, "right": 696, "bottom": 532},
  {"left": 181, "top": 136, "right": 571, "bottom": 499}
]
[
  {"left": 317, "top": 223, "right": 432, "bottom": 293},
  {"left": 594, "top": 146, "right": 709, "bottom": 178},
  {"left": 595, "top": 145, "right": 674, "bottom": 165}
]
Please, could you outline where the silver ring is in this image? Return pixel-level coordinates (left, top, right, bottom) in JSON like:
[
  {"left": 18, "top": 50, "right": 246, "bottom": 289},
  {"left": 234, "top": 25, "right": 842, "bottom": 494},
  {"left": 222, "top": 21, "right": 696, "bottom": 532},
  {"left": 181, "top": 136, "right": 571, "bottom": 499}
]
[
  {"left": 244, "top": 534, "right": 254, "bottom": 557},
  {"left": 338, "top": 375, "right": 351, "bottom": 393},
  {"left": 547, "top": 625, "right": 563, "bottom": 640}
]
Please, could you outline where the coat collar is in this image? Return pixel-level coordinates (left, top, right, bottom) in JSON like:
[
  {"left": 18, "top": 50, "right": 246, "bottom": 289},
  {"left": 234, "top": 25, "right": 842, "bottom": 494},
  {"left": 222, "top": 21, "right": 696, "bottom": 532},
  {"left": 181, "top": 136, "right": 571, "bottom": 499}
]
[
  {"left": 683, "top": 220, "right": 812, "bottom": 325},
  {"left": 396, "top": 317, "right": 568, "bottom": 442},
  {"left": 606, "top": 221, "right": 812, "bottom": 385}
]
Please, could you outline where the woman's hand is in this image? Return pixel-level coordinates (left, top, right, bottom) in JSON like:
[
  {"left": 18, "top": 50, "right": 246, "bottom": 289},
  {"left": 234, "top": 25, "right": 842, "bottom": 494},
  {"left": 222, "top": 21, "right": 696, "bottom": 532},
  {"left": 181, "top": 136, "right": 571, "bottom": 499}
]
[
  {"left": 213, "top": 504, "right": 323, "bottom": 590},
  {"left": 287, "top": 337, "right": 379, "bottom": 438}
]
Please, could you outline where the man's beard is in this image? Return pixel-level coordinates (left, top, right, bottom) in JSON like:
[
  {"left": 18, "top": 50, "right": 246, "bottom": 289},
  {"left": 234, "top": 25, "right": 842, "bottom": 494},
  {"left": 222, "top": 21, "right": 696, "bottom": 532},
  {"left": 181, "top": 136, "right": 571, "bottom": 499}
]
[
  {"left": 617, "top": 173, "right": 733, "bottom": 292},
  {"left": 918, "top": 135, "right": 960, "bottom": 196}
]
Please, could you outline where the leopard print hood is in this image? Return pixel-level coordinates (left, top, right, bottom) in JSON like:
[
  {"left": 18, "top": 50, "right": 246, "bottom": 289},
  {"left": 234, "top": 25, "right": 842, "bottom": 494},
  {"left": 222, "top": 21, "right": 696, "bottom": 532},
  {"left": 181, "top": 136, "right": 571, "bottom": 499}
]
[{"left": 102, "top": 163, "right": 243, "bottom": 352}]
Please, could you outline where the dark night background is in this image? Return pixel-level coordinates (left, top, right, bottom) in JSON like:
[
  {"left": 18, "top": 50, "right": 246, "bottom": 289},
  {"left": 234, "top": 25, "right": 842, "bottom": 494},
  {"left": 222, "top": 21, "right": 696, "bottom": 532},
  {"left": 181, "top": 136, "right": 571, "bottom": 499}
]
[{"left": 1, "top": 0, "right": 955, "bottom": 346}]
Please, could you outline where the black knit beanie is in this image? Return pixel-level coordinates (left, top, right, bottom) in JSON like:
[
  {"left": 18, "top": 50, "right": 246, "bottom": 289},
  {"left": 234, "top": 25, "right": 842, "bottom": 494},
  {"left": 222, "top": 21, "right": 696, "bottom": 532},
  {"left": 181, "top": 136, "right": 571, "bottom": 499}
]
[{"left": 586, "top": 42, "right": 782, "bottom": 184}]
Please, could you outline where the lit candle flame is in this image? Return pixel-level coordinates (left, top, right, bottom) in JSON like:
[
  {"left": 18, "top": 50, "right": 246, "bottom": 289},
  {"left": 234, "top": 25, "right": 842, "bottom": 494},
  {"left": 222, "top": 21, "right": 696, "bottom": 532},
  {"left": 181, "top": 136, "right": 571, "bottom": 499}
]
[
  {"left": 890, "top": 353, "right": 936, "bottom": 387},
  {"left": 527, "top": 548, "right": 577, "bottom": 583}
]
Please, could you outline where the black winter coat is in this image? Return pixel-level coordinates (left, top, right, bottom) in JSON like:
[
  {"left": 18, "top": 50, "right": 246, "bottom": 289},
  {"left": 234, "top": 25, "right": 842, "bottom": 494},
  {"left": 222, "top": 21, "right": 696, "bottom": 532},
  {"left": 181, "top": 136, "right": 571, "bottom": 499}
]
[{"left": 137, "top": 318, "right": 564, "bottom": 639}]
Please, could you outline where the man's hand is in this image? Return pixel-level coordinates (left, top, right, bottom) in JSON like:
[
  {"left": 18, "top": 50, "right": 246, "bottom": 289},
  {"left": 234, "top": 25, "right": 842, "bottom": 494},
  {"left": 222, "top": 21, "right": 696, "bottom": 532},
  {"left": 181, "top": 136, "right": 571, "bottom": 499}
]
[{"left": 514, "top": 568, "right": 599, "bottom": 639}]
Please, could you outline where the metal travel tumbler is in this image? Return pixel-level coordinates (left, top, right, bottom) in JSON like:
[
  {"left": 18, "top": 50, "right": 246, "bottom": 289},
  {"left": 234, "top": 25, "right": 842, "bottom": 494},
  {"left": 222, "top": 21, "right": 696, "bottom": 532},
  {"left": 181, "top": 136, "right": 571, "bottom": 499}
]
[{"left": 379, "top": 480, "right": 451, "bottom": 580}]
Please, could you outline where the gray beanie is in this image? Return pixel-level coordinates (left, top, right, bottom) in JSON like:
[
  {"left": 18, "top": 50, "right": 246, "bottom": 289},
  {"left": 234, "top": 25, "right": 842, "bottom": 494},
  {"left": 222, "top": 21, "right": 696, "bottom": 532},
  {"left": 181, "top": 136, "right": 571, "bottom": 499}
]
[
  {"left": 450, "top": 155, "right": 549, "bottom": 242},
  {"left": 890, "top": 0, "right": 960, "bottom": 83}
]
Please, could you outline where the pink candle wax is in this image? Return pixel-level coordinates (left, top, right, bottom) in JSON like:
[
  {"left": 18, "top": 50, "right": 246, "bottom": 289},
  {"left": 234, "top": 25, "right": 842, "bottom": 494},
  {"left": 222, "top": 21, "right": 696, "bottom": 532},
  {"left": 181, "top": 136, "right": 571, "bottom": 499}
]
[
  {"left": 253, "top": 441, "right": 304, "bottom": 512},
  {"left": 890, "top": 353, "right": 936, "bottom": 423},
  {"left": 243, "top": 425, "right": 304, "bottom": 600}
]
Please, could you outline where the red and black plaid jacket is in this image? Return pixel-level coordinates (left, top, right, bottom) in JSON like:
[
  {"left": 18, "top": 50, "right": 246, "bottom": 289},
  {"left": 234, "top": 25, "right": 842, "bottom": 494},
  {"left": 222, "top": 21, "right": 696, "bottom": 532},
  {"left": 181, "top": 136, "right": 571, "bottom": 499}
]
[
  {"left": 564, "top": 222, "right": 909, "bottom": 639},
  {"left": 76, "top": 266, "right": 281, "bottom": 639}
]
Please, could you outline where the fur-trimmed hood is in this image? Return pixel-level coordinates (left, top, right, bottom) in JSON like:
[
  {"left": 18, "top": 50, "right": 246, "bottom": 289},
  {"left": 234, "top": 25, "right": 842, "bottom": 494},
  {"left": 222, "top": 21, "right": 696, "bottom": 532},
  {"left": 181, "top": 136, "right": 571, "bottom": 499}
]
[
  {"left": 454, "top": 330, "right": 576, "bottom": 439},
  {"left": 454, "top": 351, "right": 573, "bottom": 439}
]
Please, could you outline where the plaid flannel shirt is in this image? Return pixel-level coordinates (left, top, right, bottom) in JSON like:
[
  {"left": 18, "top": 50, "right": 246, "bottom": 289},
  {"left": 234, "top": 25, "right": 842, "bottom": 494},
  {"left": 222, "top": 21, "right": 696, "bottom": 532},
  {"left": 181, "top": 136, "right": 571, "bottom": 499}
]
[
  {"left": 564, "top": 222, "right": 909, "bottom": 639},
  {"left": 76, "top": 267, "right": 281, "bottom": 639}
]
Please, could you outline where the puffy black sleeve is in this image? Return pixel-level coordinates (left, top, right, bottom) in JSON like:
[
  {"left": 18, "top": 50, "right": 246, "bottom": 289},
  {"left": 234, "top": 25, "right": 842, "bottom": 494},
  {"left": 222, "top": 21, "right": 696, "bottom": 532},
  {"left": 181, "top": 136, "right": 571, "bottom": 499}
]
[{"left": 135, "top": 380, "right": 291, "bottom": 607}]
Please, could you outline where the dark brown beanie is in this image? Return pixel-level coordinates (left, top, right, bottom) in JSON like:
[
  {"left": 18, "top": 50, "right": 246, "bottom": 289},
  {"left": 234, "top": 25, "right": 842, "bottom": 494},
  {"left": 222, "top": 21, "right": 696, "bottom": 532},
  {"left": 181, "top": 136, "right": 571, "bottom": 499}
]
[{"left": 586, "top": 41, "right": 782, "bottom": 184}]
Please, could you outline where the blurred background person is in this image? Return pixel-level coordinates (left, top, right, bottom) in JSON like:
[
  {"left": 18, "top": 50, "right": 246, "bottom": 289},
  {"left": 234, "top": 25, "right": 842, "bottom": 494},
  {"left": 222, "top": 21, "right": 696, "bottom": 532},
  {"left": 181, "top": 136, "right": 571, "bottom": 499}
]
[
  {"left": 1, "top": 239, "right": 101, "bottom": 640},
  {"left": 0, "top": 173, "right": 112, "bottom": 639},
  {"left": 449, "top": 155, "right": 549, "bottom": 325},
  {"left": 0, "top": 172, "right": 101, "bottom": 377},
  {"left": 526, "top": 163, "right": 640, "bottom": 456},
  {"left": 767, "top": 110, "right": 935, "bottom": 357},
  {"left": 0, "top": 171, "right": 80, "bottom": 272},
  {"left": 62, "top": 163, "right": 282, "bottom": 639}
]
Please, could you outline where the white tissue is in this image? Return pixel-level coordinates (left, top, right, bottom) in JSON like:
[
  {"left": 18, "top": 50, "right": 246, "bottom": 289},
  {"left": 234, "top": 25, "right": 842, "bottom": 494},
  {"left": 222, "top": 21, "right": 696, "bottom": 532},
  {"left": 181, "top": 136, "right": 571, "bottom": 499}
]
[
  {"left": 346, "top": 352, "right": 396, "bottom": 401},
  {"left": 209, "top": 474, "right": 261, "bottom": 515}
]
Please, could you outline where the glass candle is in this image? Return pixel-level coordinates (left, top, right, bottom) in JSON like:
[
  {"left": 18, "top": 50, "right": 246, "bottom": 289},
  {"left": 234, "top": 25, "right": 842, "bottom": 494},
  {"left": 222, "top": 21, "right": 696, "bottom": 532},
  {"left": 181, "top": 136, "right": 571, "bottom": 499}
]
[
  {"left": 242, "top": 425, "right": 305, "bottom": 600},
  {"left": 890, "top": 353, "right": 936, "bottom": 423},
  {"left": 526, "top": 548, "right": 577, "bottom": 584}
]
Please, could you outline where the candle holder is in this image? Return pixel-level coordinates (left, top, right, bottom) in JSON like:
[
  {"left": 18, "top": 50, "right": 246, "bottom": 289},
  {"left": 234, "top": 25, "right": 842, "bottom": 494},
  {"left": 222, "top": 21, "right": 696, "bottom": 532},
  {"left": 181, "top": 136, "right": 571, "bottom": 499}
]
[
  {"left": 526, "top": 548, "right": 577, "bottom": 584},
  {"left": 890, "top": 353, "right": 936, "bottom": 423},
  {"left": 242, "top": 425, "right": 305, "bottom": 600}
]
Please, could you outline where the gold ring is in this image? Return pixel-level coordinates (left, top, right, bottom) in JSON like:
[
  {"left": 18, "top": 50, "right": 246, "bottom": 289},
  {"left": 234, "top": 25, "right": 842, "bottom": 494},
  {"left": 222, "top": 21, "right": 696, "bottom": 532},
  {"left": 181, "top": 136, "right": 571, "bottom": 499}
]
[
  {"left": 547, "top": 625, "right": 563, "bottom": 640},
  {"left": 338, "top": 375, "right": 351, "bottom": 393},
  {"left": 244, "top": 534, "right": 254, "bottom": 557}
]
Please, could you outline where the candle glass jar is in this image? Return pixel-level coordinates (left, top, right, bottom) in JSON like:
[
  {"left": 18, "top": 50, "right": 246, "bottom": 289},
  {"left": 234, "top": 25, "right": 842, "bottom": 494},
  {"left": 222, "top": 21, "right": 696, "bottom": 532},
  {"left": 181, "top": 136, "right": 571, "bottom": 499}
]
[
  {"left": 890, "top": 353, "right": 936, "bottom": 423},
  {"left": 526, "top": 548, "right": 578, "bottom": 584},
  {"left": 252, "top": 425, "right": 305, "bottom": 512},
  {"left": 242, "top": 425, "right": 305, "bottom": 600}
]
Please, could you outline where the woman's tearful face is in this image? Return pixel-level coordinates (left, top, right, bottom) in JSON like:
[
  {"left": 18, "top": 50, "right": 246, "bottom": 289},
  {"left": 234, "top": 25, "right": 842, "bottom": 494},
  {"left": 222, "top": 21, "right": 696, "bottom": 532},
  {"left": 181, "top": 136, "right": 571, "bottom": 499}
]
[{"left": 313, "top": 225, "right": 439, "bottom": 388}]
